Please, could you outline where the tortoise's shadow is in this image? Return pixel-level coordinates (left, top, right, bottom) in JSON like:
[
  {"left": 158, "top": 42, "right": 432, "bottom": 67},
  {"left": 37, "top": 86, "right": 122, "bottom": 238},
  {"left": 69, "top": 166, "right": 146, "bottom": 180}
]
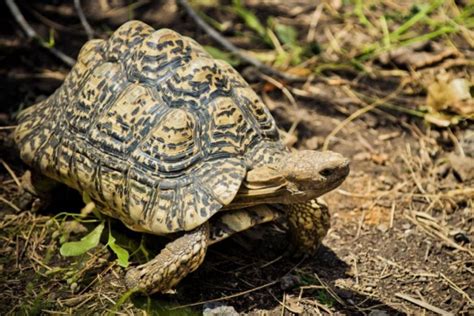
[
  {"left": 133, "top": 224, "right": 403, "bottom": 315},
  {"left": 7, "top": 178, "right": 402, "bottom": 315}
]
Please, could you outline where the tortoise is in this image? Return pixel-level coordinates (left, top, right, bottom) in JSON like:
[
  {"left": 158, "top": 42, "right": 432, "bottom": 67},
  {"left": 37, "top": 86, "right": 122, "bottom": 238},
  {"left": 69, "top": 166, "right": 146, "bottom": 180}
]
[{"left": 14, "top": 21, "right": 349, "bottom": 294}]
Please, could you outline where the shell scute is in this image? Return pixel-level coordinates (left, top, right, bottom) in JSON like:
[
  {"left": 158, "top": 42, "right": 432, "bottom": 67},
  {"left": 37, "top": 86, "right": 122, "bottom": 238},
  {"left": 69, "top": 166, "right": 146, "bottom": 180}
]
[
  {"left": 132, "top": 108, "right": 200, "bottom": 173},
  {"left": 235, "top": 87, "right": 278, "bottom": 139},
  {"left": 128, "top": 29, "right": 208, "bottom": 84},
  {"left": 208, "top": 98, "right": 254, "bottom": 156},
  {"left": 106, "top": 20, "right": 154, "bottom": 62},
  {"left": 88, "top": 84, "right": 163, "bottom": 155},
  {"left": 99, "top": 166, "right": 124, "bottom": 213},
  {"left": 14, "top": 21, "right": 285, "bottom": 235},
  {"left": 67, "top": 62, "right": 128, "bottom": 134},
  {"left": 161, "top": 57, "right": 232, "bottom": 108}
]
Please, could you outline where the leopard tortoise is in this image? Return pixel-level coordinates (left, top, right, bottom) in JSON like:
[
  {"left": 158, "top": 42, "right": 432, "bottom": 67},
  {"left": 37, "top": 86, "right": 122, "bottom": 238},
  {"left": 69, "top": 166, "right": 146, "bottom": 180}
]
[{"left": 14, "top": 21, "right": 349, "bottom": 294}]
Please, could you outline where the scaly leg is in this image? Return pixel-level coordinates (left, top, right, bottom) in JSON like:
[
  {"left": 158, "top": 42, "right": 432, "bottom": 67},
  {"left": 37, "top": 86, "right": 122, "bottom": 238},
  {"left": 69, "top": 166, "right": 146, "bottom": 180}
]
[
  {"left": 16, "top": 170, "right": 57, "bottom": 211},
  {"left": 287, "top": 198, "right": 330, "bottom": 255},
  {"left": 125, "top": 222, "right": 209, "bottom": 294}
]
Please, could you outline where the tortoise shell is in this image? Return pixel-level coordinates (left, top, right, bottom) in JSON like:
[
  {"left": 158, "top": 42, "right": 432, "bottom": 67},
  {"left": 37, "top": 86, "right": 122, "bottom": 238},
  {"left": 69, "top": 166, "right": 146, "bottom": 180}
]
[{"left": 14, "top": 21, "right": 286, "bottom": 234}]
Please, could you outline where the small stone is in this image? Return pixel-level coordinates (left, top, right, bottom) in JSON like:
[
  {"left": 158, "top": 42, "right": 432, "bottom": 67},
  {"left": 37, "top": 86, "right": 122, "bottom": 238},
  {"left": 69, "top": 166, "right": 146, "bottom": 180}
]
[
  {"left": 377, "top": 223, "right": 389, "bottom": 233},
  {"left": 280, "top": 274, "right": 301, "bottom": 290},
  {"left": 203, "top": 304, "right": 239, "bottom": 316},
  {"left": 369, "top": 310, "right": 390, "bottom": 316}
]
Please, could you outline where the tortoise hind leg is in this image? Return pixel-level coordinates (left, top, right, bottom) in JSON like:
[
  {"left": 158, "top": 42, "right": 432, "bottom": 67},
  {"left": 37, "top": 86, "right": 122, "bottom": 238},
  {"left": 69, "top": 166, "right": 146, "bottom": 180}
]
[
  {"left": 16, "top": 170, "right": 58, "bottom": 211},
  {"left": 287, "top": 198, "right": 330, "bottom": 255},
  {"left": 125, "top": 222, "right": 209, "bottom": 294}
]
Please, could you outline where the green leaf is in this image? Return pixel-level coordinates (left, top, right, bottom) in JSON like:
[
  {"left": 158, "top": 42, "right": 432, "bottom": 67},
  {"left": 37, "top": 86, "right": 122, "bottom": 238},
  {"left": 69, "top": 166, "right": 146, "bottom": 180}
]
[
  {"left": 233, "top": 6, "right": 267, "bottom": 39},
  {"left": 45, "top": 29, "right": 55, "bottom": 48},
  {"left": 60, "top": 222, "right": 104, "bottom": 256},
  {"left": 274, "top": 23, "right": 298, "bottom": 45},
  {"left": 107, "top": 230, "right": 129, "bottom": 268},
  {"left": 204, "top": 46, "right": 240, "bottom": 66}
]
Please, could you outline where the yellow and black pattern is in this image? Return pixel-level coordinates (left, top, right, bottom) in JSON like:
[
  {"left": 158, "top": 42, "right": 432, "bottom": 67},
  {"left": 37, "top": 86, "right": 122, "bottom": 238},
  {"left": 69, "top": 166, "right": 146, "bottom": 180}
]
[
  {"left": 14, "top": 20, "right": 283, "bottom": 235},
  {"left": 287, "top": 198, "right": 331, "bottom": 254}
]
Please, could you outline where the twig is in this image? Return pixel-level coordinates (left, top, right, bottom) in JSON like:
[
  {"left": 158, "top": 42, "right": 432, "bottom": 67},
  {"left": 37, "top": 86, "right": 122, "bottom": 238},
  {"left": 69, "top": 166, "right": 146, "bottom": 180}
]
[
  {"left": 395, "top": 293, "right": 454, "bottom": 316},
  {"left": 306, "top": 4, "right": 323, "bottom": 43},
  {"left": 74, "top": 0, "right": 94, "bottom": 40},
  {"left": 301, "top": 298, "right": 332, "bottom": 315},
  {"left": 259, "top": 73, "right": 300, "bottom": 137},
  {"left": 439, "top": 273, "right": 474, "bottom": 304},
  {"left": 1, "top": 159, "right": 22, "bottom": 190},
  {"left": 5, "top": 0, "right": 75, "bottom": 66},
  {"left": 19, "top": 221, "right": 36, "bottom": 261},
  {"left": 268, "top": 292, "right": 303, "bottom": 315},
  {"left": 389, "top": 201, "right": 395, "bottom": 229},
  {"left": 177, "top": 0, "right": 305, "bottom": 83},
  {"left": 173, "top": 254, "right": 305, "bottom": 310},
  {"left": 406, "top": 211, "right": 474, "bottom": 257},
  {"left": 354, "top": 209, "right": 366, "bottom": 240},
  {"left": 312, "top": 273, "right": 346, "bottom": 306},
  {"left": 171, "top": 279, "right": 279, "bottom": 309},
  {"left": 0, "top": 196, "right": 21, "bottom": 212},
  {"left": 0, "top": 126, "right": 17, "bottom": 130},
  {"left": 77, "top": 256, "right": 117, "bottom": 295},
  {"left": 322, "top": 83, "right": 405, "bottom": 150}
]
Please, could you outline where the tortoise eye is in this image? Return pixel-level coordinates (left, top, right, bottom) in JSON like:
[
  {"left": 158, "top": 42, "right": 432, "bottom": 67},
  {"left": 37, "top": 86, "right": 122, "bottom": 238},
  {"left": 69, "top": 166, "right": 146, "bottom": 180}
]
[{"left": 320, "top": 168, "right": 334, "bottom": 177}]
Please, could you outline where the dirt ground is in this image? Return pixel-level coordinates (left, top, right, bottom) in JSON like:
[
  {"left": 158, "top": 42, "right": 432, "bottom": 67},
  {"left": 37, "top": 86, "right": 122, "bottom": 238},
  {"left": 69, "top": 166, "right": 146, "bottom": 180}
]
[{"left": 0, "top": 1, "right": 473, "bottom": 315}]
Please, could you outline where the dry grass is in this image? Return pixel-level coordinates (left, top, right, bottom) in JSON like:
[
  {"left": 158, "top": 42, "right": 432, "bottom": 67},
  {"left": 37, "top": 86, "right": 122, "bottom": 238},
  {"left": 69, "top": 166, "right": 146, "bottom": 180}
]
[{"left": 0, "top": 0, "right": 473, "bottom": 315}]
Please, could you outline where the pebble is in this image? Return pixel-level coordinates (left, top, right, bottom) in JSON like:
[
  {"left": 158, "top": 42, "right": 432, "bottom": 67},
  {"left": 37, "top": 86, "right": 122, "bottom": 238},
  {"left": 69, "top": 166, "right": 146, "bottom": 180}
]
[{"left": 203, "top": 304, "right": 239, "bottom": 316}]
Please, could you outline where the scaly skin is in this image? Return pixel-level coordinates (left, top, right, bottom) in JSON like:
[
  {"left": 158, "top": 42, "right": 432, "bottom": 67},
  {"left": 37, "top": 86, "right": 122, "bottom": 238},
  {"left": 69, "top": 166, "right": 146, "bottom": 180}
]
[
  {"left": 125, "top": 223, "right": 210, "bottom": 294},
  {"left": 124, "top": 199, "right": 329, "bottom": 294},
  {"left": 286, "top": 199, "right": 330, "bottom": 254}
]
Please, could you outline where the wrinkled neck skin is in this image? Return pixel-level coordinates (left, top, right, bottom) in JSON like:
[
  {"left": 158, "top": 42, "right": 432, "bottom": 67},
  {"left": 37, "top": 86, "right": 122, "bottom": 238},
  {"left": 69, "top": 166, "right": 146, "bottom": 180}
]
[{"left": 226, "top": 150, "right": 350, "bottom": 210}]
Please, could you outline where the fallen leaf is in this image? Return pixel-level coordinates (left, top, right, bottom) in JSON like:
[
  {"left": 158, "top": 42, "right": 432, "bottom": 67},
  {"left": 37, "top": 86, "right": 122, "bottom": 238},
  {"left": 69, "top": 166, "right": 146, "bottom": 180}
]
[
  {"left": 379, "top": 42, "right": 458, "bottom": 69},
  {"left": 427, "top": 77, "right": 473, "bottom": 112},
  {"left": 371, "top": 153, "right": 389, "bottom": 165}
]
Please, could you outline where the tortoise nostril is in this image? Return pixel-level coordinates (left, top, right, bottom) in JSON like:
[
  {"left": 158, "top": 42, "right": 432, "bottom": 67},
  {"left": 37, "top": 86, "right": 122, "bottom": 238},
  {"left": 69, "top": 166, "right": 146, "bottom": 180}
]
[{"left": 320, "top": 168, "right": 333, "bottom": 177}]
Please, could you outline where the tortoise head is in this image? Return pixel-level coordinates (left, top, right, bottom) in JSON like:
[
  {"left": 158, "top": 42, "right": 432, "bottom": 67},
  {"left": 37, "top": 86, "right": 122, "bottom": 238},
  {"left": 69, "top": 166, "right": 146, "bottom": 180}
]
[
  {"left": 232, "top": 150, "right": 349, "bottom": 207},
  {"left": 276, "top": 150, "right": 350, "bottom": 197}
]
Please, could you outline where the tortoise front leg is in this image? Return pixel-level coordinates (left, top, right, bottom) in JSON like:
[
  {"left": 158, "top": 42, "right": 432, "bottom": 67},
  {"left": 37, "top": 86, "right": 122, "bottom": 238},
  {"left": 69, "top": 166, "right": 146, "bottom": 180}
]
[
  {"left": 286, "top": 198, "right": 330, "bottom": 255},
  {"left": 125, "top": 222, "right": 210, "bottom": 294}
]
